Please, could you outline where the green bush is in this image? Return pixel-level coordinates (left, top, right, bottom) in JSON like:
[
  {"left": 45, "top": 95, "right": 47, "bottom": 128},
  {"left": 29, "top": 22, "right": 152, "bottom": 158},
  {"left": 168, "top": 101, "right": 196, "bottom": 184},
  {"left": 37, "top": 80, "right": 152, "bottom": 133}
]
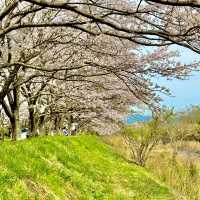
[{"left": 121, "top": 108, "right": 174, "bottom": 166}]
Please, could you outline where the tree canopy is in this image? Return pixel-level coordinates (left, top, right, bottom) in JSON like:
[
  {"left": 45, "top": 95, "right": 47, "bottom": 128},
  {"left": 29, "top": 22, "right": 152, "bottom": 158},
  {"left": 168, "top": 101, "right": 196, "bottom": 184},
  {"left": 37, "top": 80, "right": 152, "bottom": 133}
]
[{"left": 0, "top": 0, "right": 199, "bottom": 138}]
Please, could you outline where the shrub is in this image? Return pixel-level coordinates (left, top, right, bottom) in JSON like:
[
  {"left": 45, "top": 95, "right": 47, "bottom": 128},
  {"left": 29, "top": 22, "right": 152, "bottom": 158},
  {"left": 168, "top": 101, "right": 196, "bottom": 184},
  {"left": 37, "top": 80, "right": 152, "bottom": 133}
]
[{"left": 121, "top": 109, "right": 174, "bottom": 166}]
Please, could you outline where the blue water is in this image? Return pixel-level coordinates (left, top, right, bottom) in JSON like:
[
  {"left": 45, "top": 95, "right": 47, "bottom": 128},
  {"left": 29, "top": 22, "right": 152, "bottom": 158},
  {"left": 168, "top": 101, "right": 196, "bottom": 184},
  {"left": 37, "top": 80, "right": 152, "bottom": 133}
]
[{"left": 125, "top": 114, "right": 151, "bottom": 124}]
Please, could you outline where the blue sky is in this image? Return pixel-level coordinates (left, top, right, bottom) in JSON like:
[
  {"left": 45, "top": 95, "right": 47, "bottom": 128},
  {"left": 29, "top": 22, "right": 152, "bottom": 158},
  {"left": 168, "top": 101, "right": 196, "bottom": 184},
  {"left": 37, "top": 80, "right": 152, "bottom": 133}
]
[
  {"left": 158, "top": 46, "right": 200, "bottom": 111},
  {"left": 126, "top": 46, "right": 200, "bottom": 123}
]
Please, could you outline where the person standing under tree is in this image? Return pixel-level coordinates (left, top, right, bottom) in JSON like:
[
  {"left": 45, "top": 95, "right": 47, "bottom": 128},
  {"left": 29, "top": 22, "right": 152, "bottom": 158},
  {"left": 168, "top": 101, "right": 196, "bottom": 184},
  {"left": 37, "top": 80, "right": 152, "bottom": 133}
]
[{"left": 63, "top": 127, "right": 68, "bottom": 136}]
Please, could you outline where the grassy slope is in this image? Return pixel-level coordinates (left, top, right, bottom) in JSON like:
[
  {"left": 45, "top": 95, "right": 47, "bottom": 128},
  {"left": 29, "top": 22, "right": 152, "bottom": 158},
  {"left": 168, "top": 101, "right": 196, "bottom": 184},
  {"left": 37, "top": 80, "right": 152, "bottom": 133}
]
[{"left": 0, "top": 135, "right": 175, "bottom": 200}]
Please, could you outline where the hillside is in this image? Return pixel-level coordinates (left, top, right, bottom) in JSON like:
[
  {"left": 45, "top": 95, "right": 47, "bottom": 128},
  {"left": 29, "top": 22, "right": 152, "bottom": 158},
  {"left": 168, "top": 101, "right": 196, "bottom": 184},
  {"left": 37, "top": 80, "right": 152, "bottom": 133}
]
[{"left": 0, "top": 135, "right": 175, "bottom": 200}]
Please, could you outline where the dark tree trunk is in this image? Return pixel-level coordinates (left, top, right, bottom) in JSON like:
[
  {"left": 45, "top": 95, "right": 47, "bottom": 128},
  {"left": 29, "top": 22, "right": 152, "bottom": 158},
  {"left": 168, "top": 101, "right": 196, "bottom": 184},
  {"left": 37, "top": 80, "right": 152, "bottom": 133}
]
[
  {"left": 29, "top": 107, "right": 36, "bottom": 137},
  {"left": 3, "top": 85, "right": 20, "bottom": 141},
  {"left": 54, "top": 114, "right": 63, "bottom": 134},
  {"left": 10, "top": 115, "right": 19, "bottom": 141},
  {"left": 10, "top": 84, "right": 20, "bottom": 140},
  {"left": 4, "top": 110, "right": 20, "bottom": 141},
  {"left": 0, "top": 37, "right": 21, "bottom": 141},
  {"left": 54, "top": 114, "right": 59, "bottom": 133}
]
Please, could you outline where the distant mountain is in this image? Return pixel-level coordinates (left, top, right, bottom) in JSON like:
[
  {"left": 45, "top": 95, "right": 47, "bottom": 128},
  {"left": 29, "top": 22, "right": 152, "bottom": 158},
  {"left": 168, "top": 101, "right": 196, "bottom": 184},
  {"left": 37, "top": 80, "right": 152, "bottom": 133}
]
[{"left": 126, "top": 114, "right": 151, "bottom": 124}]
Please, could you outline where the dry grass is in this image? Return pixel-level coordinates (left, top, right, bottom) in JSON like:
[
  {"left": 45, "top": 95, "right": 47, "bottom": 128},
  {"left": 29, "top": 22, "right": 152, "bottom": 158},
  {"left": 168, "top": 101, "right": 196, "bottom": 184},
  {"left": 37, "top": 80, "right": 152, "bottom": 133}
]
[
  {"left": 103, "top": 135, "right": 200, "bottom": 200},
  {"left": 102, "top": 134, "right": 131, "bottom": 160}
]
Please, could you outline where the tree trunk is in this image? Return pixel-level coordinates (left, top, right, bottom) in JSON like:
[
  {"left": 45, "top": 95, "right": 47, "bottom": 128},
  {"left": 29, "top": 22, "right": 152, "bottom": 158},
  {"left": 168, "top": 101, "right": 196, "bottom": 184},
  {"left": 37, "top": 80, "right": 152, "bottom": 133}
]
[
  {"left": 38, "top": 114, "right": 45, "bottom": 134},
  {"left": 2, "top": 89, "right": 20, "bottom": 141},
  {"left": 10, "top": 84, "right": 20, "bottom": 140},
  {"left": 0, "top": 37, "right": 21, "bottom": 141},
  {"left": 54, "top": 114, "right": 63, "bottom": 134},
  {"left": 10, "top": 114, "right": 19, "bottom": 141},
  {"left": 29, "top": 107, "right": 36, "bottom": 137},
  {"left": 68, "top": 114, "right": 73, "bottom": 135}
]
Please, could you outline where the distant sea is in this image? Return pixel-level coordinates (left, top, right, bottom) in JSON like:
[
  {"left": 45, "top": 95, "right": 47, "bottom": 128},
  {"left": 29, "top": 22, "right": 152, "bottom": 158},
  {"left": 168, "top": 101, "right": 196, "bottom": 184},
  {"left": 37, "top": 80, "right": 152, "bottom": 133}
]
[{"left": 125, "top": 114, "right": 151, "bottom": 124}]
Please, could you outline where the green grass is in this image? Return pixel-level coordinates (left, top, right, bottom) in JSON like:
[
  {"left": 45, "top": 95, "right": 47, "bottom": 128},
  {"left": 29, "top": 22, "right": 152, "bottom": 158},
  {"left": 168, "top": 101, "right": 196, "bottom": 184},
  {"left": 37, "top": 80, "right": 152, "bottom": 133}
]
[{"left": 0, "top": 135, "right": 175, "bottom": 200}]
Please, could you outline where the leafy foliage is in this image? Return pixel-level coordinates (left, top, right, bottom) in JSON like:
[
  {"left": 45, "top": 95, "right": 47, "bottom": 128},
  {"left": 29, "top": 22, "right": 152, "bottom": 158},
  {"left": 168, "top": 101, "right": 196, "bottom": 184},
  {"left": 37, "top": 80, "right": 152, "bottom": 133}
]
[{"left": 121, "top": 108, "right": 174, "bottom": 166}]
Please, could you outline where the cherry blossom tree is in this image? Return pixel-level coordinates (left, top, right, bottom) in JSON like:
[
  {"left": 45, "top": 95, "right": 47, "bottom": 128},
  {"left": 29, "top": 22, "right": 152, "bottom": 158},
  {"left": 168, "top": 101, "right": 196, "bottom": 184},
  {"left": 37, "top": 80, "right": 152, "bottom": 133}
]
[{"left": 0, "top": 0, "right": 199, "bottom": 139}]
